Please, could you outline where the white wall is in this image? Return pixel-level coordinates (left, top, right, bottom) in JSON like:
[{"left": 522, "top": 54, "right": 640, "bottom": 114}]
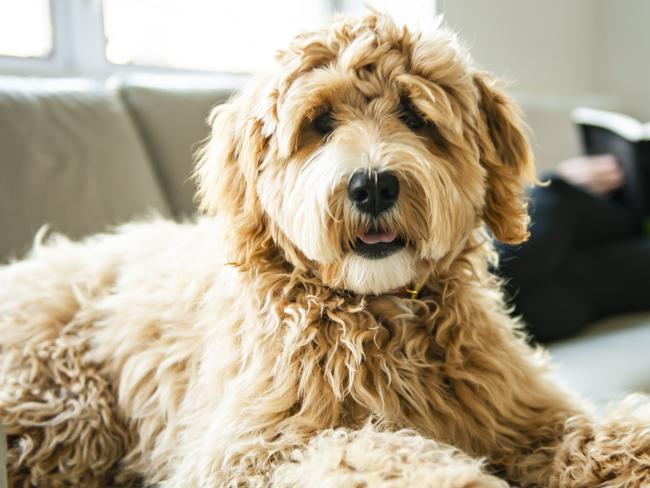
[
  {"left": 439, "top": 0, "right": 602, "bottom": 95},
  {"left": 438, "top": 0, "right": 647, "bottom": 169},
  {"left": 599, "top": 0, "right": 650, "bottom": 120}
]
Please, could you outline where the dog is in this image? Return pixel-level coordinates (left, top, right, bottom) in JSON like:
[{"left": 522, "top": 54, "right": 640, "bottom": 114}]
[{"left": 2, "top": 13, "right": 649, "bottom": 487}]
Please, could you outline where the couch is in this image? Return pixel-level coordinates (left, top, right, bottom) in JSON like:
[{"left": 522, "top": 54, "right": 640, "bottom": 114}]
[{"left": 0, "top": 74, "right": 648, "bottom": 410}]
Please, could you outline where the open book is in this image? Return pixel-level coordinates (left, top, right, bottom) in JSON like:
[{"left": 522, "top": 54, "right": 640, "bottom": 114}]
[{"left": 572, "top": 107, "right": 650, "bottom": 221}]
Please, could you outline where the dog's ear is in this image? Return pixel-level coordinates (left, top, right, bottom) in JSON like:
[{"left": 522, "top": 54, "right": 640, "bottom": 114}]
[
  {"left": 194, "top": 97, "right": 266, "bottom": 218},
  {"left": 194, "top": 92, "right": 272, "bottom": 268},
  {"left": 473, "top": 72, "right": 536, "bottom": 244}
]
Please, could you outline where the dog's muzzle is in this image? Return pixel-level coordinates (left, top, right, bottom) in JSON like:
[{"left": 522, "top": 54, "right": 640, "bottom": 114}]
[{"left": 348, "top": 170, "right": 404, "bottom": 259}]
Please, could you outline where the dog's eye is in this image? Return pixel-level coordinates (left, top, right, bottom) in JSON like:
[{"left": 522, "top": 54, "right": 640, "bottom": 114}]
[
  {"left": 313, "top": 112, "right": 334, "bottom": 135},
  {"left": 399, "top": 106, "right": 425, "bottom": 131}
]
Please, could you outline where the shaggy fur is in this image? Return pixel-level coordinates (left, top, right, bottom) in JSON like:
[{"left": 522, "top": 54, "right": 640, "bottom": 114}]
[{"left": 2, "top": 13, "right": 650, "bottom": 487}]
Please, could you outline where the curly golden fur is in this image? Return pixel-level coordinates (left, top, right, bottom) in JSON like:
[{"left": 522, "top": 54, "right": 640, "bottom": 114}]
[{"left": 2, "top": 13, "right": 650, "bottom": 487}]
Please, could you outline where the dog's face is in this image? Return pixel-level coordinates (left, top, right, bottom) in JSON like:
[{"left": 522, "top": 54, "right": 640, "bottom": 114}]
[{"left": 196, "top": 14, "right": 535, "bottom": 295}]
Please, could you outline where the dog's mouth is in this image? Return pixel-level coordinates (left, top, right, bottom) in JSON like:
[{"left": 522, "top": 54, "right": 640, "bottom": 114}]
[{"left": 353, "top": 227, "right": 405, "bottom": 260}]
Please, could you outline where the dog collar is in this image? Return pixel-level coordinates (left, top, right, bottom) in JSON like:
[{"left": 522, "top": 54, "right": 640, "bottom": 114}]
[
  {"left": 404, "top": 287, "right": 420, "bottom": 300},
  {"left": 402, "top": 271, "right": 430, "bottom": 300}
]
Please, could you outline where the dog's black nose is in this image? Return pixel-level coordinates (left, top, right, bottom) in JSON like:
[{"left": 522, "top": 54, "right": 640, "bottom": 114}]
[{"left": 347, "top": 170, "right": 399, "bottom": 217}]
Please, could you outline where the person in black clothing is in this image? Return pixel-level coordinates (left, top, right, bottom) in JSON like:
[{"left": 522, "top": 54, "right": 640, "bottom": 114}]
[{"left": 498, "top": 154, "right": 650, "bottom": 343}]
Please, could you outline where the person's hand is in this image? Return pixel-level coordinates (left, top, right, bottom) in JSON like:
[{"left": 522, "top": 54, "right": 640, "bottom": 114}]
[{"left": 556, "top": 154, "right": 624, "bottom": 195}]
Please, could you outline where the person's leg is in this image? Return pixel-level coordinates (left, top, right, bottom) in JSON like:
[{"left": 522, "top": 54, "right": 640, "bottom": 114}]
[
  {"left": 498, "top": 176, "right": 642, "bottom": 342},
  {"left": 517, "top": 238, "right": 650, "bottom": 343},
  {"left": 566, "top": 238, "right": 650, "bottom": 318},
  {"left": 513, "top": 281, "right": 594, "bottom": 343},
  {"left": 499, "top": 176, "right": 635, "bottom": 293}
]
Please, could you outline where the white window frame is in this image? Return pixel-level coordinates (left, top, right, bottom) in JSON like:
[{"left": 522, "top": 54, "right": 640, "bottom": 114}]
[{"left": 0, "top": 0, "right": 435, "bottom": 78}]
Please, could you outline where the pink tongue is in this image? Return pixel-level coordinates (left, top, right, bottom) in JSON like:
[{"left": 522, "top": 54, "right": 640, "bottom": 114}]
[{"left": 358, "top": 230, "right": 397, "bottom": 245}]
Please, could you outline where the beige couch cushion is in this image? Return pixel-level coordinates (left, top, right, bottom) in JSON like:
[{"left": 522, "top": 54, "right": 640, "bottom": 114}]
[
  {"left": 116, "top": 75, "right": 239, "bottom": 216},
  {"left": 0, "top": 77, "right": 170, "bottom": 261}
]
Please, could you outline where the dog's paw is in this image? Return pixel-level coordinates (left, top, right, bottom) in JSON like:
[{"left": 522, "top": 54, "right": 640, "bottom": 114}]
[
  {"left": 271, "top": 424, "right": 510, "bottom": 487},
  {"left": 554, "top": 395, "right": 650, "bottom": 487}
]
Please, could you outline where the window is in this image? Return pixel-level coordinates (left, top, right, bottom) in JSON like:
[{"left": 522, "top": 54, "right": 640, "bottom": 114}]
[
  {"left": 0, "top": 0, "right": 436, "bottom": 76},
  {"left": 103, "top": 0, "right": 330, "bottom": 73},
  {"left": 0, "top": 0, "right": 53, "bottom": 58}
]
